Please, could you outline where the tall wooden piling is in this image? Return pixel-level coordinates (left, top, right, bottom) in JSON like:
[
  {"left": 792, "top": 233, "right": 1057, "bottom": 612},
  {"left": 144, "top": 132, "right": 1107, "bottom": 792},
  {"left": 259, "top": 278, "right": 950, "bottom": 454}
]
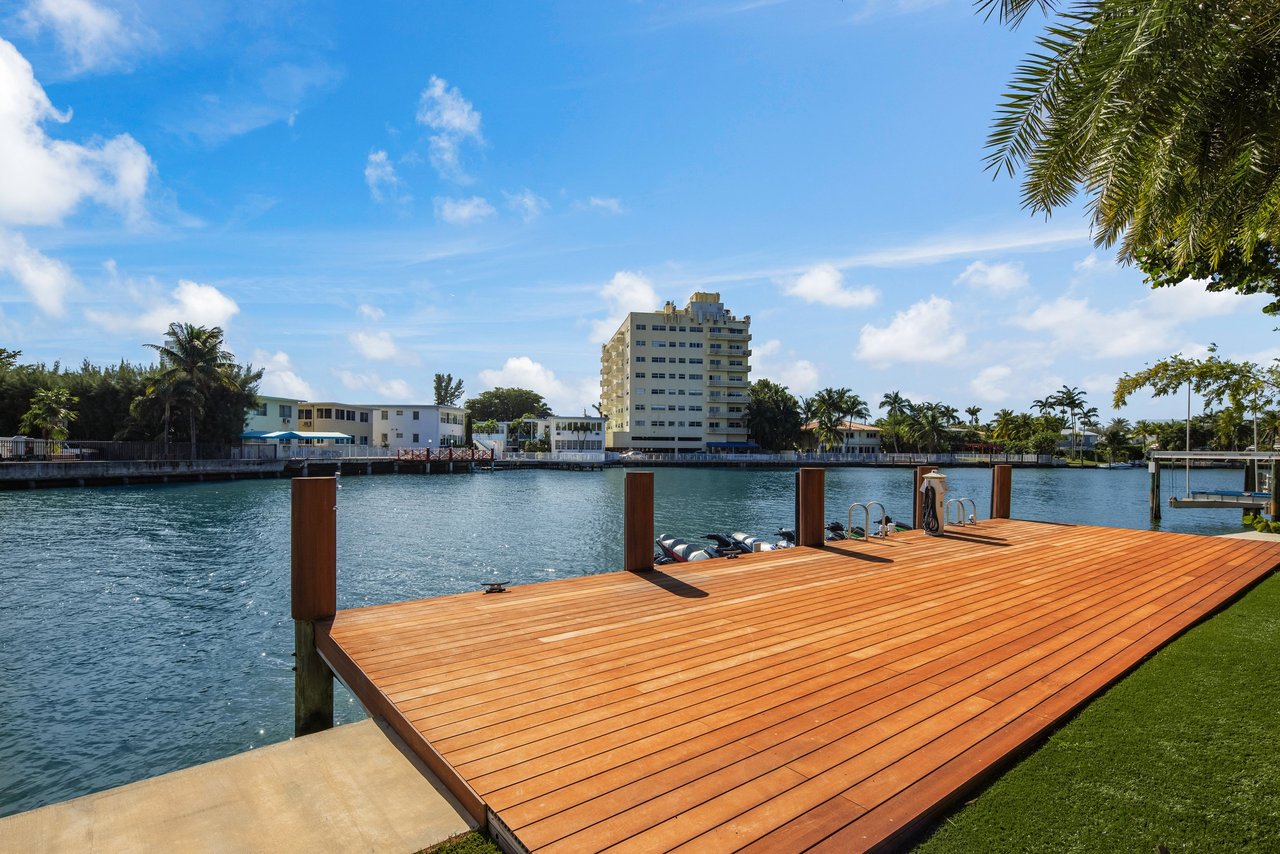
[
  {"left": 292, "top": 476, "right": 336, "bottom": 737},
  {"left": 624, "top": 471, "right": 654, "bottom": 572},
  {"left": 913, "top": 466, "right": 938, "bottom": 529},
  {"left": 796, "top": 468, "right": 825, "bottom": 547},
  {"left": 1149, "top": 460, "right": 1161, "bottom": 523},
  {"left": 991, "top": 464, "right": 1012, "bottom": 520}
]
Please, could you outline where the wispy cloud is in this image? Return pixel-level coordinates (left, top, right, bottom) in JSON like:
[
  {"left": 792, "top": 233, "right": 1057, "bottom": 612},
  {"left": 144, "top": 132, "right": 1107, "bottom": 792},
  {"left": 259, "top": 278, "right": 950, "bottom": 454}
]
[
  {"left": 364, "top": 150, "right": 410, "bottom": 205},
  {"left": 175, "top": 60, "right": 344, "bottom": 145},
  {"left": 18, "top": 0, "right": 153, "bottom": 74},
  {"left": 0, "top": 228, "right": 78, "bottom": 316},
  {"left": 575, "top": 196, "right": 624, "bottom": 215},
  {"left": 954, "top": 260, "right": 1028, "bottom": 294},
  {"left": 434, "top": 195, "right": 495, "bottom": 226},
  {"left": 504, "top": 188, "right": 549, "bottom": 222},
  {"left": 334, "top": 369, "right": 413, "bottom": 400},
  {"left": 416, "top": 75, "right": 484, "bottom": 182}
]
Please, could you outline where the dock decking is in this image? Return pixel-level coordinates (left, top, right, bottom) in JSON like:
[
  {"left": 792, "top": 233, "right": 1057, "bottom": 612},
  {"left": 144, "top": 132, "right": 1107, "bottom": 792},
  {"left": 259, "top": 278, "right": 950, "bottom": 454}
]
[{"left": 316, "top": 519, "right": 1280, "bottom": 853}]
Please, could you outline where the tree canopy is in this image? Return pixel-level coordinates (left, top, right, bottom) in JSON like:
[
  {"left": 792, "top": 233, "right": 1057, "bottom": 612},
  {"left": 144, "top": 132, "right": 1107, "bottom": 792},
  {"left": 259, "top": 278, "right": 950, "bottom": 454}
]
[
  {"left": 984, "top": 0, "right": 1280, "bottom": 306},
  {"left": 747, "top": 379, "right": 803, "bottom": 451},
  {"left": 464, "top": 387, "right": 552, "bottom": 421},
  {"left": 434, "top": 372, "right": 465, "bottom": 406}
]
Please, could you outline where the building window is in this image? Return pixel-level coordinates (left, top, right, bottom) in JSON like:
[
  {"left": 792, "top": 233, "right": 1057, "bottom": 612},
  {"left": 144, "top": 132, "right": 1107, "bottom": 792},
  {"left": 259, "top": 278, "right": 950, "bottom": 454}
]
[
  {"left": 635, "top": 356, "right": 646, "bottom": 363},
  {"left": 653, "top": 357, "right": 666, "bottom": 363},
  {"left": 689, "top": 357, "right": 703, "bottom": 364},
  {"left": 635, "top": 323, "right": 646, "bottom": 330},
  {"left": 347, "top": 410, "right": 356, "bottom": 420},
  {"left": 395, "top": 431, "right": 403, "bottom": 439},
  {"left": 635, "top": 420, "right": 646, "bottom": 427},
  {"left": 652, "top": 372, "right": 666, "bottom": 379},
  {"left": 413, "top": 433, "right": 419, "bottom": 443},
  {"left": 413, "top": 411, "right": 420, "bottom": 420},
  {"left": 359, "top": 436, "right": 368, "bottom": 445},
  {"left": 360, "top": 412, "right": 369, "bottom": 423},
  {"left": 634, "top": 372, "right": 645, "bottom": 378},
  {"left": 381, "top": 410, "right": 388, "bottom": 420},
  {"left": 380, "top": 433, "right": 388, "bottom": 444},
  {"left": 652, "top": 389, "right": 665, "bottom": 395},
  {"left": 299, "top": 408, "right": 312, "bottom": 420},
  {"left": 278, "top": 404, "right": 292, "bottom": 419},
  {"left": 689, "top": 421, "right": 702, "bottom": 427},
  {"left": 254, "top": 402, "right": 268, "bottom": 417},
  {"left": 395, "top": 410, "right": 403, "bottom": 416},
  {"left": 635, "top": 340, "right": 646, "bottom": 346},
  {"left": 652, "top": 324, "right": 666, "bottom": 331}
]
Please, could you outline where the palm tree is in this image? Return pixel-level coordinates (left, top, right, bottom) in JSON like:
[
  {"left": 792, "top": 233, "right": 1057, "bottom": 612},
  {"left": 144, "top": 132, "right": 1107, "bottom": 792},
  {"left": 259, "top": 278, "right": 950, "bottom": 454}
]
[
  {"left": 878, "top": 392, "right": 910, "bottom": 452},
  {"left": 145, "top": 323, "right": 238, "bottom": 460},
  {"left": 20, "top": 388, "right": 78, "bottom": 446},
  {"left": 965, "top": 405, "right": 983, "bottom": 427},
  {"left": 879, "top": 391, "right": 909, "bottom": 418},
  {"left": 982, "top": 0, "right": 1280, "bottom": 284},
  {"left": 1031, "top": 396, "right": 1055, "bottom": 416},
  {"left": 907, "top": 403, "right": 952, "bottom": 453},
  {"left": 991, "top": 408, "right": 1017, "bottom": 445}
]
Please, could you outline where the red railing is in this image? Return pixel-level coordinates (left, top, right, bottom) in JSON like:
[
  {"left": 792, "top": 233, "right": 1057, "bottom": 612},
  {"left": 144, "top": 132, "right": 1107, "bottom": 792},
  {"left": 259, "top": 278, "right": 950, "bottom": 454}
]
[{"left": 395, "top": 448, "right": 494, "bottom": 462}]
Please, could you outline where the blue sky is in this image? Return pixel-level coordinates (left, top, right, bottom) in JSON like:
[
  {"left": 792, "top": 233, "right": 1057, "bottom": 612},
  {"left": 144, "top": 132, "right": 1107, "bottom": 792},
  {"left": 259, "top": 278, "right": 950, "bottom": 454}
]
[{"left": 0, "top": 0, "right": 1272, "bottom": 421}]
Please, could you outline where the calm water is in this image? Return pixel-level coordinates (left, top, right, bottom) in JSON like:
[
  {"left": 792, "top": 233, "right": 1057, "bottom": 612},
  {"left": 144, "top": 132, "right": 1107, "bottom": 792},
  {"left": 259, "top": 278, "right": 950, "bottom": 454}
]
[{"left": 0, "top": 465, "right": 1253, "bottom": 816}]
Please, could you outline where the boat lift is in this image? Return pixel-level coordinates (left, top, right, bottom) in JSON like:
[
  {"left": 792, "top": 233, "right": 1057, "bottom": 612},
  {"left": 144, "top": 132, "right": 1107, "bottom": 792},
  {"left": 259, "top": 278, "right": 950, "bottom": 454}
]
[{"left": 1148, "top": 450, "right": 1280, "bottom": 522}]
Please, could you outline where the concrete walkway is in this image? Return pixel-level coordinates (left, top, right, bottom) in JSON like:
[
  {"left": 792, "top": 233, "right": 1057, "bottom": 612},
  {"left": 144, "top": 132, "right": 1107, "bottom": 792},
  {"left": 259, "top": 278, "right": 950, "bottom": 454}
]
[{"left": 0, "top": 719, "right": 474, "bottom": 853}]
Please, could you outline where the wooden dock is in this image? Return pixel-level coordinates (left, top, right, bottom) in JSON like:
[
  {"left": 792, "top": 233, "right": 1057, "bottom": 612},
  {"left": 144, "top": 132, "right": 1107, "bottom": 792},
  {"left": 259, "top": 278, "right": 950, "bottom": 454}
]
[{"left": 314, "top": 519, "right": 1280, "bottom": 853}]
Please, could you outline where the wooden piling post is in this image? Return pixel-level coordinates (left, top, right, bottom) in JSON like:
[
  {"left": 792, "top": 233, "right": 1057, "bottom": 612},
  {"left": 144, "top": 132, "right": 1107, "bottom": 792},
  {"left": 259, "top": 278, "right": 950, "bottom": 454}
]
[
  {"left": 624, "top": 471, "right": 654, "bottom": 572},
  {"left": 796, "top": 468, "right": 825, "bottom": 547},
  {"left": 991, "top": 464, "right": 1012, "bottom": 520},
  {"left": 1149, "top": 459, "right": 1161, "bottom": 524},
  {"left": 292, "top": 476, "right": 336, "bottom": 737},
  {"left": 913, "top": 466, "right": 938, "bottom": 529}
]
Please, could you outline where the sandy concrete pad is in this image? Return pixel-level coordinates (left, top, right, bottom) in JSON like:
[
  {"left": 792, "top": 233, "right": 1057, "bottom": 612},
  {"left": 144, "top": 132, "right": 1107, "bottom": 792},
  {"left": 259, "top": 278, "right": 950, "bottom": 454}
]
[
  {"left": 0, "top": 719, "right": 474, "bottom": 853},
  {"left": 1220, "top": 530, "right": 1280, "bottom": 540}
]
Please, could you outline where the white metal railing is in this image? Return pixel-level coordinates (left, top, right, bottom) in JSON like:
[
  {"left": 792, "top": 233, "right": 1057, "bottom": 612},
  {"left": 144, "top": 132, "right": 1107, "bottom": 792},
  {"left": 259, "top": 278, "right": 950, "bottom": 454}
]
[
  {"left": 501, "top": 451, "right": 606, "bottom": 463},
  {"left": 615, "top": 451, "right": 1055, "bottom": 465}
]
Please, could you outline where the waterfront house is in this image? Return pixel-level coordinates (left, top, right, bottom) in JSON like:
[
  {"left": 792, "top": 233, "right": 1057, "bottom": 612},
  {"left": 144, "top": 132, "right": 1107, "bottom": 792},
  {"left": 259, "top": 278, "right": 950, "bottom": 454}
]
[
  {"left": 800, "top": 420, "right": 883, "bottom": 454},
  {"left": 372, "top": 404, "right": 466, "bottom": 451}
]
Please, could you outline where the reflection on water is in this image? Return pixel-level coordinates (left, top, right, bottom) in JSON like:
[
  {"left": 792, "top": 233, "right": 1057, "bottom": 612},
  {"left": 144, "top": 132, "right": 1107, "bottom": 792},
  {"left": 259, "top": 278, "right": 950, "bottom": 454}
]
[{"left": 0, "top": 465, "right": 1252, "bottom": 815}]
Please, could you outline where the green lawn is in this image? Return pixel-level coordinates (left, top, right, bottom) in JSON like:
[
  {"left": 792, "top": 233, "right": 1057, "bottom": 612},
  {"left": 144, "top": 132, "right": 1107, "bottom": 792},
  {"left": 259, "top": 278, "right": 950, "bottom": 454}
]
[
  {"left": 421, "top": 831, "right": 501, "bottom": 854},
  {"left": 916, "top": 571, "right": 1280, "bottom": 853}
]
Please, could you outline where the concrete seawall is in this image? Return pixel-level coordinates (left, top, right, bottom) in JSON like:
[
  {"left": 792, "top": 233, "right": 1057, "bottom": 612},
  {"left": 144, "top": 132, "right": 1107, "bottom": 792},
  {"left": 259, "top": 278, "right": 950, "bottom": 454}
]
[{"left": 0, "top": 459, "right": 288, "bottom": 489}]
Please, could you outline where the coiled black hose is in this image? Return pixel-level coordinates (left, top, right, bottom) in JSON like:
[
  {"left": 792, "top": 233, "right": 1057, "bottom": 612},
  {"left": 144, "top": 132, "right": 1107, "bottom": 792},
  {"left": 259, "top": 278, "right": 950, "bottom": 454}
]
[{"left": 922, "top": 483, "right": 942, "bottom": 536}]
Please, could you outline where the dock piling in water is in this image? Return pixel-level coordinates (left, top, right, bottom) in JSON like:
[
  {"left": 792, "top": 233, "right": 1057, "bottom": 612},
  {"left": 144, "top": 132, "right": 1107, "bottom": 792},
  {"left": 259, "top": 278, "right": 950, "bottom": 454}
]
[
  {"left": 796, "top": 467, "right": 825, "bottom": 546},
  {"left": 991, "top": 464, "right": 1012, "bottom": 519},
  {"left": 624, "top": 471, "right": 654, "bottom": 571},
  {"left": 291, "top": 476, "right": 336, "bottom": 737}
]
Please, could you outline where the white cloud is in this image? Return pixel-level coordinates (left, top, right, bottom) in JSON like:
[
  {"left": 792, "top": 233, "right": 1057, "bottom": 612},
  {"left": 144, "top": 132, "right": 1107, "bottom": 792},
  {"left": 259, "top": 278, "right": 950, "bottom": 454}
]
[
  {"left": 19, "top": 0, "right": 149, "bottom": 74},
  {"left": 0, "top": 228, "right": 77, "bottom": 315},
  {"left": 855, "top": 296, "right": 965, "bottom": 365},
  {"left": 576, "top": 196, "right": 624, "bottom": 215},
  {"left": 252, "top": 349, "right": 315, "bottom": 400},
  {"left": 954, "top": 260, "right": 1028, "bottom": 294},
  {"left": 416, "top": 75, "right": 484, "bottom": 181},
  {"left": 357, "top": 303, "right": 384, "bottom": 321},
  {"left": 433, "top": 195, "right": 495, "bottom": 225},
  {"left": 86, "top": 279, "right": 239, "bottom": 334},
  {"left": 478, "top": 356, "right": 597, "bottom": 415},
  {"left": 781, "top": 263, "right": 878, "bottom": 308},
  {"left": 1018, "top": 286, "right": 1247, "bottom": 360},
  {"left": 335, "top": 369, "right": 413, "bottom": 400},
  {"left": 349, "top": 330, "right": 399, "bottom": 361},
  {"left": 1074, "top": 253, "right": 1100, "bottom": 273},
  {"left": 364, "top": 150, "right": 408, "bottom": 204},
  {"left": 752, "top": 339, "right": 820, "bottom": 395},
  {"left": 504, "top": 188, "right": 548, "bottom": 221},
  {"left": 177, "top": 61, "right": 343, "bottom": 146},
  {"left": 590, "top": 271, "right": 660, "bottom": 343},
  {"left": 0, "top": 37, "right": 154, "bottom": 227},
  {"left": 969, "top": 365, "right": 1014, "bottom": 403}
]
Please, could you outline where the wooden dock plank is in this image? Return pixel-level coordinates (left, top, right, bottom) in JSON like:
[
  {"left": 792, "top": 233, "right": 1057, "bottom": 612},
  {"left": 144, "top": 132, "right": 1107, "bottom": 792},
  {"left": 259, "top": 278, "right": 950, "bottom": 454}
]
[{"left": 320, "top": 520, "right": 1280, "bottom": 852}]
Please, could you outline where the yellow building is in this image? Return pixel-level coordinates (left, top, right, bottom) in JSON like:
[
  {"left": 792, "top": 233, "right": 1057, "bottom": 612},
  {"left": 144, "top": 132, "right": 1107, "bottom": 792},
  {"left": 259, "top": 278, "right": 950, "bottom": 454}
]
[
  {"left": 297, "top": 402, "right": 373, "bottom": 446},
  {"left": 601, "top": 292, "right": 751, "bottom": 452}
]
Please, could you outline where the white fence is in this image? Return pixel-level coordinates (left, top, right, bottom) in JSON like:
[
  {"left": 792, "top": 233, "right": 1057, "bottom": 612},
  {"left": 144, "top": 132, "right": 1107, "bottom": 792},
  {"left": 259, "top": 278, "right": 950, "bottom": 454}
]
[
  {"left": 500, "top": 451, "right": 607, "bottom": 464},
  {"left": 615, "top": 451, "right": 1057, "bottom": 465}
]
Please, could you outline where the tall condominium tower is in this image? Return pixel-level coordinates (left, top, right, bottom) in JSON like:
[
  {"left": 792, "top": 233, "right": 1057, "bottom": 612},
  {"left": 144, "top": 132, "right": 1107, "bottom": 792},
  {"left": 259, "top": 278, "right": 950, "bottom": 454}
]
[{"left": 600, "top": 292, "right": 752, "bottom": 452}]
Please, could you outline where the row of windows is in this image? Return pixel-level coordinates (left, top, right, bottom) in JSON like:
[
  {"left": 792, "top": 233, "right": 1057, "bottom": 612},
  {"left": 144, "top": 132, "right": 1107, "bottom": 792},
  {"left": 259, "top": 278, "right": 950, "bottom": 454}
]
[
  {"left": 632, "top": 356, "right": 705, "bottom": 365},
  {"left": 643, "top": 404, "right": 704, "bottom": 412},
  {"left": 639, "top": 389, "right": 705, "bottom": 397},
  {"left": 635, "top": 323, "right": 706, "bottom": 333},
  {"left": 633, "top": 340, "right": 706, "bottom": 349},
  {"left": 633, "top": 420, "right": 704, "bottom": 428}
]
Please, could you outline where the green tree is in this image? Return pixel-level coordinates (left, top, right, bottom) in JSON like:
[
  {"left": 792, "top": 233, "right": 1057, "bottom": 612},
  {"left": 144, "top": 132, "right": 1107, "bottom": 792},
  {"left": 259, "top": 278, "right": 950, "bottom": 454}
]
[
  {"left": 747, "top": 379, "right": 802, "bottom": 451},
  {"left": 464, "top": 387, "right": 552, "bottom": 421},
  {"left": 145, "top": 323, "right": 240, "bottom": 459},
  {"left": 965, "top": 405, "right": 983, "bottom": 426},
  {"left": 433, "top": 373, "right": 465, "bottom": 406},
  {"left": 878, "top": 391, "right": 911, "bottom": 452},
  {"left": 984, "top": 0, "right": 1280, "bottom": 302},
  {"left": 19, "top": 387, "right": 78, "bottom": 444},
  {"left": 0, "top": 348, "right": 19, "bottom": 371},
  {"left": 906, "top": 402, "right": 954, "bottom": 453}
]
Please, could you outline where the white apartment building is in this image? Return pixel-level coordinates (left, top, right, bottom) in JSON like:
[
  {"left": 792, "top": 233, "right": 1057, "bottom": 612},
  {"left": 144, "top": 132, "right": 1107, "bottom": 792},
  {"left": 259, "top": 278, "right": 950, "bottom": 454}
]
[
  {"left": 474, "top": 416, "right": 606, "bottom": 456},
  {"left": 372, "top": 404, "right": 466, "bottom": 451},
  {"left": 244, "top": 396, "right": 300, "bottom": 435},
  {"left": 601, "top": 292, "right": 752, "bottom": 452}
]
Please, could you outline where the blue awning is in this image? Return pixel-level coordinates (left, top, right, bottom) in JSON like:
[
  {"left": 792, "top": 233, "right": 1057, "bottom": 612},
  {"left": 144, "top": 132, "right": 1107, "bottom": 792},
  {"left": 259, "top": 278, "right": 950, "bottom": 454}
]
[{"left": 243, "top": 431, "right": 354, "bottom": 440}]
